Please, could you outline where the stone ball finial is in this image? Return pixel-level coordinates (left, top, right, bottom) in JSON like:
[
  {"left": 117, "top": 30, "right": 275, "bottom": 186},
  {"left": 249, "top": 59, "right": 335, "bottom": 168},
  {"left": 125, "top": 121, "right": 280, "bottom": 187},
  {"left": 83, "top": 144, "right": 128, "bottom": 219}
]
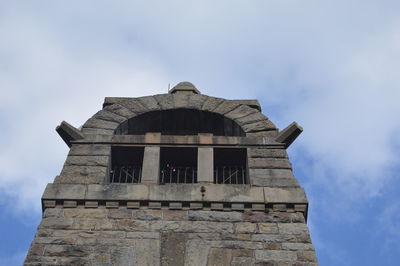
[{"left": 169, "top": 81, "right": 200, "bottom": 94}]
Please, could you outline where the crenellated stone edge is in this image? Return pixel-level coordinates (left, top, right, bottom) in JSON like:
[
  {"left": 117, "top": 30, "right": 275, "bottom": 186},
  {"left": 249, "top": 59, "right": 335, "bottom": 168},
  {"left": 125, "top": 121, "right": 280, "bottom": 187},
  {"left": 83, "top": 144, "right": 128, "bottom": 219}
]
[
  {"left": 42, "top": 200, "right": 308, "bottom": 220},
  {"left": 42, "top": 183, "right": 309, "bottom": 220}
]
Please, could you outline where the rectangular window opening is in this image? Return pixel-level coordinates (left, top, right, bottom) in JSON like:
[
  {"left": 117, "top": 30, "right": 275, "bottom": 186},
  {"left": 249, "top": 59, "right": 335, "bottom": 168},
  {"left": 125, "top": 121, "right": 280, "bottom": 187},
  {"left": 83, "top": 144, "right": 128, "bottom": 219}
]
[
  {"left": 214, "top": 148, "right": 247, "bottom": 184},
  {"left": 160, "top": 147, "right": 197, "bottom": 184},
  {"left": 110, "top": 146, "right": 144, "bottom": 183}
]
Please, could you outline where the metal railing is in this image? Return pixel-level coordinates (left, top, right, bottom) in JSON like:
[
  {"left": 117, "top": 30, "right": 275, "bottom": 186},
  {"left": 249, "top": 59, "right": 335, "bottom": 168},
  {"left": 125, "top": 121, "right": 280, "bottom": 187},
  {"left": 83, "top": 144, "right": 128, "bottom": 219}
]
[
  {"left": 160, "top": 166, "right": 197, "bottom": 184},
  {"left": 110, "top": 165, "right": 142, "bottom": 183},
  {"left": 214, "top": 166, "right": 246, "bottom": 184}
]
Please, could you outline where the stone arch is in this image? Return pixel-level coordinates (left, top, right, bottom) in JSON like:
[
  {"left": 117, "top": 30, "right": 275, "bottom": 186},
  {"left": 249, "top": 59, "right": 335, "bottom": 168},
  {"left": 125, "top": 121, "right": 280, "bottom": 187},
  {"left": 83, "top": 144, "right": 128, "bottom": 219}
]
[{"left": 81, "top": 94, "right": 278, "bottom": 137}]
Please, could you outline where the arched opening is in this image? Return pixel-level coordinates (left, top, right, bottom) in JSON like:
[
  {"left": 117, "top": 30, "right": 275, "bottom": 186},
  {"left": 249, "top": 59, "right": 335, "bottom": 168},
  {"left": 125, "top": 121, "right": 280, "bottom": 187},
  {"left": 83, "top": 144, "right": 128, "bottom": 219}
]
[{"left": 115, "top": 109, "right": 245, "bottom": 136}]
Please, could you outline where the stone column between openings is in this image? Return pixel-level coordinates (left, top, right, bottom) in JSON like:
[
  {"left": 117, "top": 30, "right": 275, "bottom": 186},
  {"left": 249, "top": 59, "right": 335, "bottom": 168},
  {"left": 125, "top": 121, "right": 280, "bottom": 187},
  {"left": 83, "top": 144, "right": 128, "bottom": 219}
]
[{"left": 141, "top": 133, "right": 161, "bottom": 184}]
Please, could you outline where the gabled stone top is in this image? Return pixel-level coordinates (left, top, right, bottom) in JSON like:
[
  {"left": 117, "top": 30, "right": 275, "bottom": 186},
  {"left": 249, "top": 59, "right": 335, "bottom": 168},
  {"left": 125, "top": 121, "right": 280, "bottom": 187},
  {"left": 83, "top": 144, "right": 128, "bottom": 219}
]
[{"left": 169, "top": 81, "right": 200, "bottom": 94}]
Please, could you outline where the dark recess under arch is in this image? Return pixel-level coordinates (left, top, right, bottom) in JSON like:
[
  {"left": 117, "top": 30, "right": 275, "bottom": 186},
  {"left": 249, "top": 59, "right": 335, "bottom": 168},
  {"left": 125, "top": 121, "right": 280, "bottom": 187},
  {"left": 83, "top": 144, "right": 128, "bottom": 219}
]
[{"left": 115, "top": 109, "right": 245, "bottom": 136}]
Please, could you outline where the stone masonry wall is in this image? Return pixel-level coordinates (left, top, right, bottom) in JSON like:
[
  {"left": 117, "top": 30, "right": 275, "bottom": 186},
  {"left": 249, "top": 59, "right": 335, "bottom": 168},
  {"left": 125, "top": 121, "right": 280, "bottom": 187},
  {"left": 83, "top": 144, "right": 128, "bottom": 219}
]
[{"left": 25, "top": 208, "right": 317, "bottom": 266}]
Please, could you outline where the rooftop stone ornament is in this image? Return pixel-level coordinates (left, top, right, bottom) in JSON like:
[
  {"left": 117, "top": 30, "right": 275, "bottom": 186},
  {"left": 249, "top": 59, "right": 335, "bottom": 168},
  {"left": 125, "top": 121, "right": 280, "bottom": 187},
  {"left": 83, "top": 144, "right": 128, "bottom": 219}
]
[{"left": 24, "top": 82, "right": 317, "bottom": 266}]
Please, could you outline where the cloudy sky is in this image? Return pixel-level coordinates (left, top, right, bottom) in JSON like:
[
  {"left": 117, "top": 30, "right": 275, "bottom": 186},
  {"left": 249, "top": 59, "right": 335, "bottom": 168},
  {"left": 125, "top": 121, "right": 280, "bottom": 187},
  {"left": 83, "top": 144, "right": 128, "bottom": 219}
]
[{"left": 1, "top": 1, "right": 400, "bottom": 265}]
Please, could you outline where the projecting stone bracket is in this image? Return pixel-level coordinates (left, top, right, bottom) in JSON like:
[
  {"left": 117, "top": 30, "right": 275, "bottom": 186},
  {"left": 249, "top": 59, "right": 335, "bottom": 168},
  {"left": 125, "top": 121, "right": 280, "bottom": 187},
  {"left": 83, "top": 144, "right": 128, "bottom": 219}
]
[
  {"left": 56, "top": 121, "right": 85, "bottom": 147},
  {"left": 275, "top": 122, "right": 303, "bottom": 148}
]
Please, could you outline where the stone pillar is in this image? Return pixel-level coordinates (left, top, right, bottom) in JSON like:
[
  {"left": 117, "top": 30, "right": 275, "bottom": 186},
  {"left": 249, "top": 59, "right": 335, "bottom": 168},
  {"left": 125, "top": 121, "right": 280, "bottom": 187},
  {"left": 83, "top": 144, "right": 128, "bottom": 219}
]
[
  {"left": 141, "top": 133, "right": 161, "bottom": 184},
  {"left": 198, "top": 133, "right": 214, "bottom": 183}
]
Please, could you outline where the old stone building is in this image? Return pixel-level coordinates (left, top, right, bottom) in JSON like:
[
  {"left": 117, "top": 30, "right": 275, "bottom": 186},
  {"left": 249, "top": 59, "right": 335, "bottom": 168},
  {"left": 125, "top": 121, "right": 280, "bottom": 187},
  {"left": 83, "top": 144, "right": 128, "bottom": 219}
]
[{"left": 25, "top": 82, "right": 318, "bottom": 265}]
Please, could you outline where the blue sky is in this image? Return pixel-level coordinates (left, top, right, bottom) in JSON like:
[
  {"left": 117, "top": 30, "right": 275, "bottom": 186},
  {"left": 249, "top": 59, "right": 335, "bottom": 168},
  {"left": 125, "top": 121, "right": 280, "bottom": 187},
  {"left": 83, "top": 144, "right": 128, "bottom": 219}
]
[{"left": 1, "top": 1, "right": 400, "bottom": 265}]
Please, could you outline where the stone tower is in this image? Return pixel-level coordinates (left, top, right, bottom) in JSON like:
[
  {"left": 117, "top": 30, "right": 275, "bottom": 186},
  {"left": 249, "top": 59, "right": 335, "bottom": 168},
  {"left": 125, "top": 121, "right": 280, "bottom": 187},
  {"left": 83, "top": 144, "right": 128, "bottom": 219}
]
[{"left": 25, "top": 82, "right": 318, "bottom": 265}]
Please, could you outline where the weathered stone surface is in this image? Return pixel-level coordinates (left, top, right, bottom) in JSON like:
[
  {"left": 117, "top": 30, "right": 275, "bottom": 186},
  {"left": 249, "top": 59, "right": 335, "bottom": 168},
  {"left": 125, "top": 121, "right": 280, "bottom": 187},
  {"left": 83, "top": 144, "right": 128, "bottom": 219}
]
[
  {"left": 264, "top": 187, "right": 308, "bottom": 204},
  {"left": 137, "top": 95, "right": 160, "bottom": 111},
  {"left": 258, "top": 223, "right": 279, "bottom": 234},
  {"left": 251, "top": 177, "right": 299, "bottom": 187},
  {"left": 248, "top": 148, "right": 288, "bottom": 158},
  {"left": 57, "top": 165, "right": 107, "bottom": 184},
  {"left": 249, "top": 158, "right": 292, "bottom": 169},
  {"left": 235, "top": 112, "right": 270, "bottom": 125},
  {"left": 42, "top": 184, "right": 87, "bottom": 200},
  {"left": 83, "top": 118, "right": 119, "bottom": 130},
  {"left": 278, "top": 223, "right": 309, "bottom": 235},
  {"left": 104, "top": 103, "right": 136, "bottom": 119},
  {"left": 207, "top": 248, "right": 233, "bottom": 266},
  {"left": 234, "top": 222, "right": 257, "bottom": 233},
  {"left": 64, "top": 156, "right": 109, "bottom": 167},
  {"left": 69, "top": 144, "right": 111, "bottom": 156},
  {"left": 225, "top": 104, "right": 258, "bottom": 120},
  {"left": 81, "top": 127, "right": 114, "bottom": 136},
  {"left": 201, "top": 97, "right": 225, "bottom": 112},
  {"left": 161, "top": 232, "right": 186, "bottom": 266},
  {"left": 255, "top": 250, "right": 297, "bottom": 262},
  {"left": 118, "top": 98, "right": 149, "bottom": 115},
  {"left": 282, "top": 242, "right": 314, "bottom": 251},
  {"left": 185, "top": 239, "right": 210, "bottom": 266},
  {"left": 242, "top": 119, "right": 277, "bottom": 132},
  {"left": 188, "top": 211, "right": 243, "bottom": 222},
  {"left": 154, "top": 94, "right": 174, "bottom": 110},
  {"left": 296, "top": 250, "right": 318, "bottom": 262},
  {"left": 92, "top": 110, "right": 126, "bottom": 124},
  {"left": 212, "top": 101, "right": 241, "bottom": 114}
]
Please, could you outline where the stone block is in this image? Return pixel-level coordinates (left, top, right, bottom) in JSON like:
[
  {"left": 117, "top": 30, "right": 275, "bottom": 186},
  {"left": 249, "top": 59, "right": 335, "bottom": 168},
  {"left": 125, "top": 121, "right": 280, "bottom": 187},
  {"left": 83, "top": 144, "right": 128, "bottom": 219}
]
[
  {"left": 118, "top": 98, "right": 149, "bottom": 115},
  {"left": 231, "top": 203, "right": 245, "bottom": 210},
  {"left": 126, "top": 232, "right": 160, "bottom": 239},
  {"left": 42, "top": 184, "right": 87, "bottom": 200},
  {"left": 63, "top": 200, "right": 77, "bottom": 208},
  {"left": 137, "top": 96, "right": 160, "bottom": 111},
  {"left": 251, "top": 176, "right": 299, "bottom": 187},
  {"left": 83, "top": 118, "right": 119, "bottom": 130},
  {"left": 282, "top": 243, "right": 314, "bottom": 251},
  {"left": 127, "top": 201, "right": 140, "bottom": 209},
  {"left": 104, "top": 103, "right": 136, "bottom": 119},
  {"left": 43, "top": 200, "right": 56, "bottom": 208},
  {"left": 106, "top": 201, "right": 119, "bottom": 208},
  {"left": 149, "top": 202, "right": 162, "bottom": 209},
  {"left": 69, "top": 144, "right": 111, "bottom": 156},
  {"left": 64, "top": 208, "right": 107, "bottom": 218},
  {"left": 108, "top": 209, "right": 132, "bottom": 219},
  {"left": 43, "top": 208, "right": 63, "bottom": 218},
  {"left": 58, "top": 165, "right": 107, "bottom": 184},
  {"left": 190, "top": 202, "right": 203, "bottom": 209},
  {"left": 225, "top": 104, "right": 258, "bottom": 120},
  {"left": 254, "top": 250, "right": 297, "bottom": 262},
  {"left": 210, "top": 203, "right": 223, "bottom": 210},
  {"left": 258, "top": 223, "right": 279, "bottom": 234},
  {"left": 141, "top": 146, "right": 160, "bottom": 184},
  {"left": 277, "top": 223, "right": 309, "bottom": 235},
  {"left": 132, "top": 210, "right": 162, "bottom": 220},
  {"left": 85, "top": 201, "right": 98, "bottom": 208},
  {"left": 264, "top": 187, "right": 308, "bottom": 204},
  {"left": 154, "top": 94, "right": 174, "bottom": 110},
  {"left": 161, "top": 232, "right": 186, "bottom": 266},
  {"left": 212, "top": 101, "right": 241, "bottom": 114},
  {"left": 188, "top": 211, "right": 243, "bottom": 222},
  {"left": 169, "top": 202, "right": 182, "bottom": 209},
  {"left": 184, "top": 239, "right": 210, "bottom": 266},
  {"left": 201, "top": 97, "right": 225, "bottom": 112},
  {"left": 198, "top": 147, "right": 214, "bottom": 183},
  {"left": 248, "top": 148, "right": 288, "bottom": 158},
  {"left": 64, "top": 156, "right": 109, "bottom": 167},
  {"left": 296, "top": 250, "right": 318, "bottom": 262},
  {"left": 163, "top": 210, "right": 188, "bottom": 221},
  {"left": 86, "top": 184, "right": 149, "bottom": 201},
  {"left": 210, "top": 240, "right": 264, "bottom": 250},
  {"left": 236, "top": 112, "right": 270, "bottom": 125},
  {"left": 81, "top": 127, "right": 114, "bottom": 136},
  {"left": 154, "top": 221, "right": 234, "bottom": 234},
  {"left": 40, "top": 217, "right": 74, "bottom": 230},
  {"left": 207, "top": 248, "right": 233, "bottom": 266},
  {"left": 248, "top": 158, "right": 292, "bottom": 169},
  {"left": 92, "top": 110, "right": 126, "bottom": 124},
  {"left": 234, "top": 222, "right": 257, "bottom": 233}
]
